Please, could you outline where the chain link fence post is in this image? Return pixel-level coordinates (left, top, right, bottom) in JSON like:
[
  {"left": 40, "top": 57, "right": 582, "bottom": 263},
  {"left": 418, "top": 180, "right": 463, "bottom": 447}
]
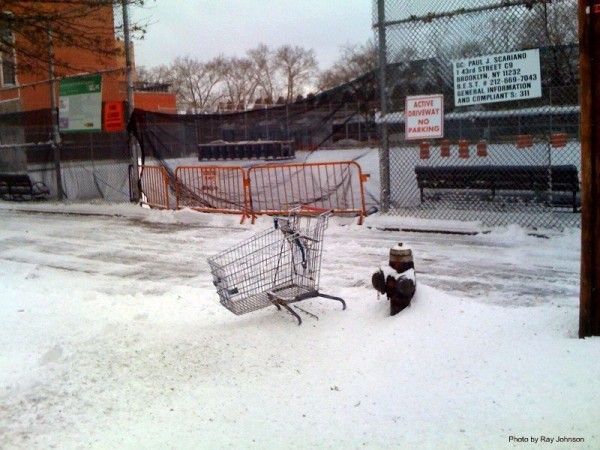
[{"left": 377, "top": 0, "right": 391, "bottom": 212}]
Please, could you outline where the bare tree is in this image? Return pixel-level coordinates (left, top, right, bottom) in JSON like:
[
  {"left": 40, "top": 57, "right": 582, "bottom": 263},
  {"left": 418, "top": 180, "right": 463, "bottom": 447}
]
[
  {"left": 247, "top": 43, "right": 280, "bottom": 102},
  {"left": 477, "top": 2, "right": 578, "bottom": 86},
  {"left": 170, "top": 56, "right": 227, "bottom": 113},
  {"left": 0, "top": 1, "right": 147, "bottom": 73},
  {"left": 136, "top": 64, "right": 172, "bottom": 84},
  {"left": 517, "top": 1, "right": 578, "bottom": 86},
  {"left": 318, "top": 40, "right": 377, "bottom": 91},
  {"left": 275, "top": 45, "right": 318, "bottom": 102},
  {"left": 221, "top": 56, "right": 258, "bottom": 111}
]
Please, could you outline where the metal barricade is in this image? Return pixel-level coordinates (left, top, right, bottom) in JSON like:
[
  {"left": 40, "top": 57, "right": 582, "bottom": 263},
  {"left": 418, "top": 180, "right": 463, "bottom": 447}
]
[
  {"left": 138, "top": 165, "right": 170, "bottom": 209},
  {"left": 247, "top": 161, "right": 369, "bottom": 224},
  {"left": 175, "top": 166, "right": 250, "bottom": 221}
]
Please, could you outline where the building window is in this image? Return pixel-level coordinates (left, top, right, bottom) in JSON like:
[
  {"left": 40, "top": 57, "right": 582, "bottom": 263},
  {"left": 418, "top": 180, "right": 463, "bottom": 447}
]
[{"left": 0, "top": 27, "right": 16, "bottom": 86}]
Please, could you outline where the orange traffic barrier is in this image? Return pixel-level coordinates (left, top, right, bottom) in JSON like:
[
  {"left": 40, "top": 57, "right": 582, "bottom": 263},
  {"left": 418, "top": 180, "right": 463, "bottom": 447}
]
[
  {"left": 551, "top": 133, "right": 568, "bottom": 148},
  {"left": 458, "top": 140, "right": 470, "bottom": 159},
  {"left": 247, "top": 161, "right": 369, "bottom": 224},
  {"left": 517, "top": 134, "right": 533, "bottom": 148},
  {"left": 419, "top": 141, "right": 430, "bottom": 160},
  {"left": 175, "top": 166, "right": 250, "bottom": 222},
  {"left": 476, "top": 140, "right": 488, "bottom": 157},
  {"left": 139, "top": 165, "right": 170, "bottom": 209}
]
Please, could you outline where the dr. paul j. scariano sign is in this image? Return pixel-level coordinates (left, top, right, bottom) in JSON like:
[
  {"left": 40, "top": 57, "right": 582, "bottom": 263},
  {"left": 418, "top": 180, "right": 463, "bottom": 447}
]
[{"left": 453, "top": 49, "right": 542, "bottom": 106}]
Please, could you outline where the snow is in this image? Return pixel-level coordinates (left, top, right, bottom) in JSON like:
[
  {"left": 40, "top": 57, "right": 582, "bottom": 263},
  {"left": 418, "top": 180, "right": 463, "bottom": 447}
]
[
  {"left": 0, "top": 204, "right": 598, "bottom": 449},
  {"left": 367, "top": 214, "right": 483, "bottom": 234},
  {"left": 380, "top": 265, "right": 416, "bottom": 284}
]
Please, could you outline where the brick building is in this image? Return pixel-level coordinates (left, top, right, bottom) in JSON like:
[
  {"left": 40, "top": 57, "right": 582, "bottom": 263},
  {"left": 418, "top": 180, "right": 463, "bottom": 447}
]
[{"left": 0, "top": 3, "right": 176, "bottom": 116}]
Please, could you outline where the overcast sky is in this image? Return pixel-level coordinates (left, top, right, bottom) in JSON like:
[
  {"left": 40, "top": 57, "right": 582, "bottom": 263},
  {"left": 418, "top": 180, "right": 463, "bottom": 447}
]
[{"left": 130, "top": 0, "right": 375, "bottom": 70}]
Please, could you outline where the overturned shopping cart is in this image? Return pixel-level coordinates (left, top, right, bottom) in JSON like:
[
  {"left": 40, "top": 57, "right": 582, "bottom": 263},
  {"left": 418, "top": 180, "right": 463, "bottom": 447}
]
[{"left": 208, "top": 210, "right": 346, "bottom": 325}]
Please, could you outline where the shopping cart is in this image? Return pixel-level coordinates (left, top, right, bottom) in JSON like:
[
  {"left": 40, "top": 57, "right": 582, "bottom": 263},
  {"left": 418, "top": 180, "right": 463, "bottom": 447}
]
[{"left": 207, "top": 209, "right": 346, "bottom": 325}]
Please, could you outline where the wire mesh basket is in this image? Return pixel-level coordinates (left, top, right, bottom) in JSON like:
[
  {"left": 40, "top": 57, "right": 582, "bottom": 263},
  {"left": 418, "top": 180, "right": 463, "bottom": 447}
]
[{"left": 207, "top": 209, "right": 345, "bottom": 324}]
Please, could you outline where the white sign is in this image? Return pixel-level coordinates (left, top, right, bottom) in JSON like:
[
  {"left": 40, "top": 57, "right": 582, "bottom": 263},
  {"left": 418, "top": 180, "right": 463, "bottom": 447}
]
[
  {"left": 453, "top": 49, "right": 542, "bottom": 107},
  {"left": 405, "top": 94, "right": 444, "bottom": 140},
  {"left": 59, "top": 74, "right": 102, "bottom": 132}
]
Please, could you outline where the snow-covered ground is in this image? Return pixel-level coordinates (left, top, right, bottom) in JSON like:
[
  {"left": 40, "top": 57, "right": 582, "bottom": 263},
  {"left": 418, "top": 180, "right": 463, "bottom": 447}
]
[{"left": 0, "top": 203, "right": 598, "bottom": 449}]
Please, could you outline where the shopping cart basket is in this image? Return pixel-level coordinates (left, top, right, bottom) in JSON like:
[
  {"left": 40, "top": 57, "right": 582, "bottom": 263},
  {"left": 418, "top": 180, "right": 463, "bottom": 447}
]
[{"left": 207, "top": 210, "right": 346, "bottom": 325}]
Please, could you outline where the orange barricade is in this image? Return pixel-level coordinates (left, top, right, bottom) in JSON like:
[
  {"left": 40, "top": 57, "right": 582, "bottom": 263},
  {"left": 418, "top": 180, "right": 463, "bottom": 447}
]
[
  {"left": 440, "top": 139, "right": 451, "bottom": 158},
  {"left": 139, "top": 165, "right": 170, "bottom": 209},
  {"left": 550, "top": 133, "right": 568, "bottom": 148},
  {"left": 247, "top": 161, "right": 369, "bottom": 224},
  {"left": 175, "top": 166, "right": 250, "bottom": 222},
  {"left": 458, "top": 140, "right": 470, "bottom": 159},
  {"left": 517, "top": 134, "right": 533, "bottom": 148},
  {"left": 476, "top": 140, "right": 488, "bottom": 157}
]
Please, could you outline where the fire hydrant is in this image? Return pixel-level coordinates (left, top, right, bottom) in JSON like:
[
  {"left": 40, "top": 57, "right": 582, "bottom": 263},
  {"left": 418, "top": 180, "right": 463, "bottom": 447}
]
[{"left": 371, "top": 243, "right": 416, "bottom": 316}]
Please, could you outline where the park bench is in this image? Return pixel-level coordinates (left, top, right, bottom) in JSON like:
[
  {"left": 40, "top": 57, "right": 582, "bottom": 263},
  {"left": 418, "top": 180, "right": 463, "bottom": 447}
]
[
  {"left": 0, "top": 173, "right": 50, "bottom": 201},
  {"left": 415, "top": 165, "right": 580, "bottom": 212}
]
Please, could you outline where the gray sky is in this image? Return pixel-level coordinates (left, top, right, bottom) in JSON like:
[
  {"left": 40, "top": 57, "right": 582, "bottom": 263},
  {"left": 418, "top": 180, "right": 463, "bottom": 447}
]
[{"left": 131, "top": 0, "right": 374, "bottom": 70}]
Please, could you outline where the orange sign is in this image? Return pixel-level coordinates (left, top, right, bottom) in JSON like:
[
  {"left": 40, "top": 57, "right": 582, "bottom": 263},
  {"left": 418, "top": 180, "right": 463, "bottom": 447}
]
[
  {"left": 551, "top": 133, "right": 568, "bottom": 148},
  {"left": 103, "top": 101, "right": 125, "bottom": 132}
]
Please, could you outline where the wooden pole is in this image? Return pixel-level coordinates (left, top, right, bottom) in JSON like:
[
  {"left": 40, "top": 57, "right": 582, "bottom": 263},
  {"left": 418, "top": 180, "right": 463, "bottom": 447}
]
[{"left": 579, "top": 0, "right": 600, "bottom": 337}]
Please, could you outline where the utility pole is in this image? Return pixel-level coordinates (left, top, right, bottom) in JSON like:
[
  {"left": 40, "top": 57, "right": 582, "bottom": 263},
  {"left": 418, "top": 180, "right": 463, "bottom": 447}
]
[
  {"left": 47, "top": 24, "right": 64, "bottom": 200},
  {"left": 579, "top": 0, "right": 600, "bottom": 337},
  {"left": 377, "top": 0, "right": 390, "bottom": 212},
  {"left": 122, "top": 0, "right": 140, "bottom": 202}
]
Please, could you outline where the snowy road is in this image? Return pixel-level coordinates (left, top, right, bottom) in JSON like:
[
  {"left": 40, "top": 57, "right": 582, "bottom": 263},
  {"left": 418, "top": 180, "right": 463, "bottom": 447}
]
[{"left": 0, "top": 205, "right": 597, "bottom": 449}]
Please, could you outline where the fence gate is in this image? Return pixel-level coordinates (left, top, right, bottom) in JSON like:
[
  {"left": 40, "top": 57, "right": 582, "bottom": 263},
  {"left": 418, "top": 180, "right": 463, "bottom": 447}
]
[{"left": 375, "top": 0, "right": 580, "bottom": 229}]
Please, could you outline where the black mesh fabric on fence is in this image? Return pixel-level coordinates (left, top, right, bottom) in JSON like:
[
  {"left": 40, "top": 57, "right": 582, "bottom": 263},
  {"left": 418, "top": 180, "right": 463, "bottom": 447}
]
[
  {"left": 0, "top": 108, "right": 130, "bottom": 201},
  {"left": 129, "top": 70, "right": 378, "bottom": 163},
  {"left": 374, "top": 0, "right": 581, "bottom": 229},
  {"left": 128, "top": 72, "right": 379, "bottom": 208}
]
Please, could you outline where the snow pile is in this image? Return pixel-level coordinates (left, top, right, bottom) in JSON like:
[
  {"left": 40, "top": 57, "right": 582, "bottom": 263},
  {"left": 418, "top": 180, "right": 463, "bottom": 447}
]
[
  {"left": 366, "top": 213, "right": 483, "bottom": 234},
  {"left": 379, "top": 265, "right": 415, "bottom": 283},
  {"left": 0, "top": 206, "right": 597, "bottom": 449}
]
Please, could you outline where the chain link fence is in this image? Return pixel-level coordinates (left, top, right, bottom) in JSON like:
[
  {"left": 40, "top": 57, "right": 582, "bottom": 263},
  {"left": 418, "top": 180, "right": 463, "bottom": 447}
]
[
  {"left": 374, "top": 0, "right": 580, "bottom": 229},
  {"left": 0, "top": 108, "right": 131, "bottom": 202},
  {"left": 130, "top": 74, "right": 379, "bottom": 183},
  {"left": 130, "top": 72, "right": 378, "bottom": 166}
]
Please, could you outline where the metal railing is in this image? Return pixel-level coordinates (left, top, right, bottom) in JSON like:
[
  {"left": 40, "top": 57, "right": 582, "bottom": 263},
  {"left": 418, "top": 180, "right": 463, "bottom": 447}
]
[
  {"left": 137, "top": 162, "right": 370, "bottom": 224},
  {"left": 175, "top": 166, "right": 250, "bottom": 220}
]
